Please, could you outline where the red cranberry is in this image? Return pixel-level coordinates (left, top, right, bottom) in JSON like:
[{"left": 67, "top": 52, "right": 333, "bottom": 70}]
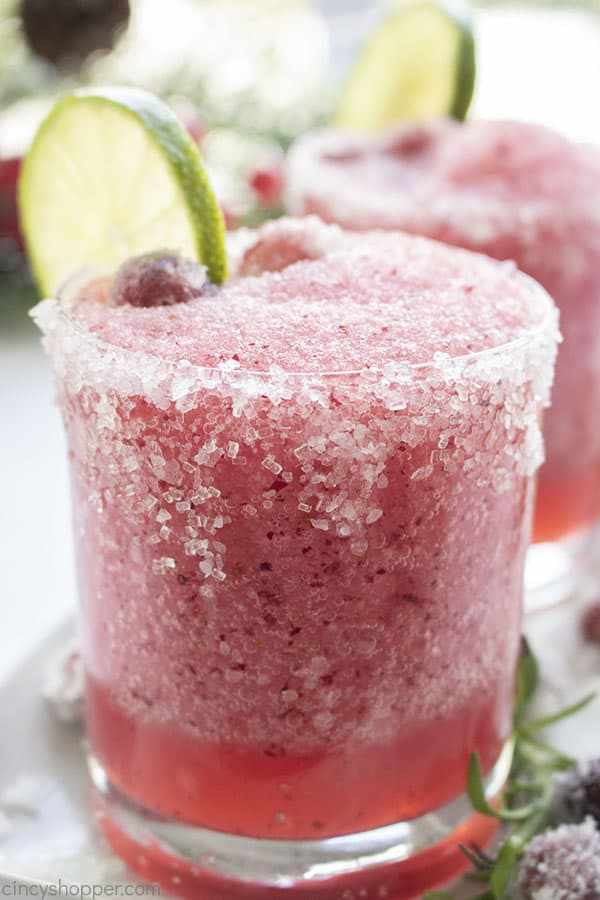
[{"left": 109, "top": 252, "right": 208, "bottom": 308}]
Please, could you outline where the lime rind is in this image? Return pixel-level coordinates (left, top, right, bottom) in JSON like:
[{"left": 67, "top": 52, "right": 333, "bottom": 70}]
[
  {"left": 19, "top": 86, "right": 227, "bottom": 296},
  {"left": 334, "top": 0, "right": 476, "bottom": 131},
  {"left": 452, "top": 10, "right": 476, "bottom": 121}
]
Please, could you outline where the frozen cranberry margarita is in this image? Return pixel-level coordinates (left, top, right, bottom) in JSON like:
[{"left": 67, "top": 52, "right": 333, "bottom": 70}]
[
  {"left": 34, "top": 216, "right": 558, "bottom": 897},
  {"left": 288, "top": 120, "right": 600, "bottom": 588}
]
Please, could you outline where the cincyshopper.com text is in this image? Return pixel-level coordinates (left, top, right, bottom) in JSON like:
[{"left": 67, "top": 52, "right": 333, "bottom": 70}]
[{"left": 1, "top": 882, "right": 161, "bottom": 898}]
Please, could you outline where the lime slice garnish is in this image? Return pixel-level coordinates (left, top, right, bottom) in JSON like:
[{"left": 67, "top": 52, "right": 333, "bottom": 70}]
[
  {"left": 334, "top": 1, "right": 476, "bottom": 131},
  {"left": 19, "top": 86, "right": 227, "bottom": 295}
]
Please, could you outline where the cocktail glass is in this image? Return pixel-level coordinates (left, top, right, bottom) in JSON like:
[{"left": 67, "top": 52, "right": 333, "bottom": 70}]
[
  {"left": 287, "top": 121, "right": 600, "bottom": 607},
  {"left": 33, "top": 219, "right": 559, "bottom": 898}
]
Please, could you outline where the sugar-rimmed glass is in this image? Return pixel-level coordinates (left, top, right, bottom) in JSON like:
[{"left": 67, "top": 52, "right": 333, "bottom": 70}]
[{"left": 33, "top": 260, "right": 558, "bottom": 899}]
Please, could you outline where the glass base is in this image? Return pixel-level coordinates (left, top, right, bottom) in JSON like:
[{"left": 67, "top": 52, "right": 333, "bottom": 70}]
[
  {"left": 88, "top": 742, "right": 513, "bottom": 900},
  {"left": 524, "top": 523, "right": 599, "bottom": 613}
]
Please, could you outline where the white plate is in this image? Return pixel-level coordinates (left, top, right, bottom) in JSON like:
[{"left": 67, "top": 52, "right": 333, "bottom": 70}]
[
  {"left": 0, "top": 619, "right": 165, "bottom": 895},
  {"left": 0, "top": 601, "right": 598, "bottom": 897}
]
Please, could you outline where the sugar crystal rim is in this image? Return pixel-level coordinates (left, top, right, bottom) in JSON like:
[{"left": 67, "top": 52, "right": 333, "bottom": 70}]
[
  {"left": 286, "top": 125, "right": 600, "bottom": 226},
  {"left": 49, "top": 264, "right": 560, "bottom": 382}
]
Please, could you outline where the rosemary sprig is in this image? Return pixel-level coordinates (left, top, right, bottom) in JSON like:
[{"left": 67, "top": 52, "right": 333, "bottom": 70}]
[{"left": 424, "top": 638, "right": 596, "bottom": 900}]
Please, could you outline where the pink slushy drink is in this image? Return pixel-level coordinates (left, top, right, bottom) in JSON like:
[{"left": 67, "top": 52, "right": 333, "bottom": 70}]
[
  {"left": 288, "top": 120, "right": 600, "bottom": 545},
  {"left": 34, "top": 217, "right": 558, "bottom": 897}
]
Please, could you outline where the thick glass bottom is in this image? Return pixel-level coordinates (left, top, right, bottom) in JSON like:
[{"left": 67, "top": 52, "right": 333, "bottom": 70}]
[
  {"left": 525, "top": 523, "right": 599, "bottom": 613},
  {"left": 88, "top": 742, "right": 512, "bottom": 900},
  {"left": 85, "top": 674, "right": 511, "bottom": 840}
]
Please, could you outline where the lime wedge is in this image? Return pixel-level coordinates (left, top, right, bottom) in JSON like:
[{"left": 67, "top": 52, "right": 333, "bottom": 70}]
[
  {"left": 334, "top": 1, "right": 476, "bottom": 131},
  {"left": 19, "top": 86, "right": 227, "bottom": 295}
]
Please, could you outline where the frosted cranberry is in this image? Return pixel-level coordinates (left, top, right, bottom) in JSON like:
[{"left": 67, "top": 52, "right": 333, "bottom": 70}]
[
  {"left": 550, "top": 760, "right": 600, "bottom": 827},
  {"left": 238, "top": 220, "right": 327, "bottom": 277},
  {"left": 109, "top": 252, "right": 208, "bottom": 308},
  {"left": 582, "top": 602, "right": 600, "bottom": 644},
  {"left": 239, "top": 236, "right": 309, "bottom": 276},
  {"left": 518, "top": 819, "right": 600, "bottom": 899}
]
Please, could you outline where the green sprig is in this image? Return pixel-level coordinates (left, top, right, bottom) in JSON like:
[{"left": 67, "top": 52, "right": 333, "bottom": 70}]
[{"left": 423, "top": 639, "right": 596, "bottom": 900}]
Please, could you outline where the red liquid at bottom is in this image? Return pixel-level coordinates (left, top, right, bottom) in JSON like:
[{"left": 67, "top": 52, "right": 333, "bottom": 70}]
[
  {"left": 88, "top": 672, "right": 509, "bottom": 897},
  {"left": 87, "top": 675, "right": 509, "bottom": 840},
  {"left": 95, "top": 797, "right": 499, "bottom": 900}
]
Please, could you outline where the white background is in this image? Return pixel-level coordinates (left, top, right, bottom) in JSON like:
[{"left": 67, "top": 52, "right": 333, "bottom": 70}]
[{"left": 0, "top": 322, "right": 76, "bottom": 680}]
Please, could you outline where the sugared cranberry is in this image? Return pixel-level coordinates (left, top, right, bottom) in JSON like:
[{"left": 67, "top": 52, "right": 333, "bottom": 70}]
[
  {"left": 517, "top": 819, "right": 600, "bottom": 899},
  {"left": 109, "top": 252, "right": 208, "bottom": 308},
  {"left": 238, "top": 220, "right": 327, "bottom": 277},
  {"left": 550, "top": 760, "right": 600, "bottom": 828},
  {"left": 582, "top": 602, "right": 600, "bottom": 644},
  {"left": 239, "top": 236, "right": 309, "bottom": 276}
]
